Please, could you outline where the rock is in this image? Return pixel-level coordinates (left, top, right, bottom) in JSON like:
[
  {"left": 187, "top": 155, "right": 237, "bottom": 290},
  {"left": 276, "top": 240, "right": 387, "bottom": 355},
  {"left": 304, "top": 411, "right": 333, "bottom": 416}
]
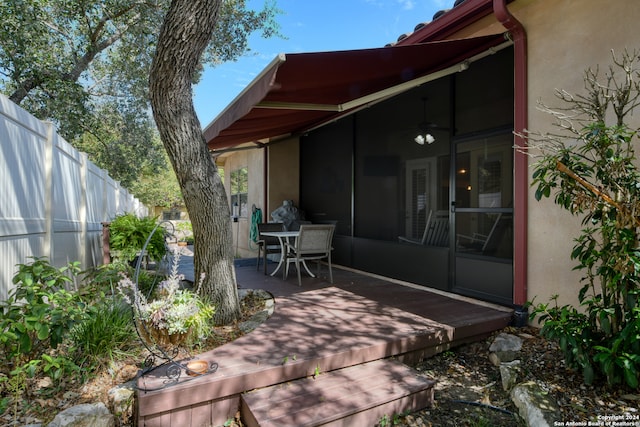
[
  {"left": 115, "top": 364, "right": 139, "bottom": 384},
  {"left": 239, "top": 310, "right": 270, "bottom": 333},
  {"left": 499, "top": 360, "right": 521, "bottom": 391},
  {"left": 510, "top": 381, "right": 561, "bottom": 427},
  {"left": 108, "top": 383, "right": 135, "bottom": 425},
  {"left": 62, "top": 391, "right": 79, "bottom": 400},
  {"left": 518, "top": 332, "right": 535, "bottom": 340},
  {"left": 46, "top": 402, "right": 115, "bottom": 427},
  {"left": 264, "top": 298, "right": 275, "bottom": 315},
  {"left": 35, "top": 376, "right": 53, "bottom": 391},
  {"left": 489, "top": 333, "right": 523, "bottom": 365}
]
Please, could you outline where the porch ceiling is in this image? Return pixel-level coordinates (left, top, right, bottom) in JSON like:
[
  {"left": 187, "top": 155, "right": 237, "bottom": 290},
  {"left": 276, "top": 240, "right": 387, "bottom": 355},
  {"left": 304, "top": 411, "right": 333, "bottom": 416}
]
[{"left": 203, "top": 33, "right": 508, "bottom": 151}]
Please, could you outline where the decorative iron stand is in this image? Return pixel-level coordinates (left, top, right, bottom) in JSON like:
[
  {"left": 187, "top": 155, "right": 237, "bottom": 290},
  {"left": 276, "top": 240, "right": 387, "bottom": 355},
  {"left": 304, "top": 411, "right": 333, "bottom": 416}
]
[{"left": 129, "top": 220, "right": 218, "bottom": 391}]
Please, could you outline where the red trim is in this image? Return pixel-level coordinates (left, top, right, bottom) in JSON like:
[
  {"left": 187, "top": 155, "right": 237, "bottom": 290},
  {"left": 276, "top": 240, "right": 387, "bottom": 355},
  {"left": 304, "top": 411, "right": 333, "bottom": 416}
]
[{"left": 493, "top": 0, "right": 528, "bottom": 307}]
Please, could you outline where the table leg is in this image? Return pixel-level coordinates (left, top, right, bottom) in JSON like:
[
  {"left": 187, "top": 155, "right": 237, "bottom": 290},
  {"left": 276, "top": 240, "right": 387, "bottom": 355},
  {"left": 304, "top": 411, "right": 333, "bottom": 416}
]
[{"left": 269, "top": 236, "right": 287, "bottom": 277}]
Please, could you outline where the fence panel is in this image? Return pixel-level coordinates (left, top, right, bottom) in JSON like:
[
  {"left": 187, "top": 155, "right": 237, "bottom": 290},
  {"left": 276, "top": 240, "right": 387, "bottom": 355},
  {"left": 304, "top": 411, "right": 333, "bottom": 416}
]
[{"left": 0, "top": 94, "right": 146, "bottom": 299}]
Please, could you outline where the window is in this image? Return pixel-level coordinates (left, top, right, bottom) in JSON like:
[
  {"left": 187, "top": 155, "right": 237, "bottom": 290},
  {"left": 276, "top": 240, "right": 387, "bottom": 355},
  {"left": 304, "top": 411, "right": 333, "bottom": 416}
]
[
  {"left": 230, "top": 167, "right": 248, "bottom": 218},
  {"left": 162, "top": 209, "right": 181, "bottom": 220}
]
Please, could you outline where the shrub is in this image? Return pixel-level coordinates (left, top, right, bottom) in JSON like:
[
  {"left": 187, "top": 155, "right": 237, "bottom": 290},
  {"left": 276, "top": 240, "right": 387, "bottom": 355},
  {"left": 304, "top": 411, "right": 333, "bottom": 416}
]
[
  {"left": 71, "top": 296, "right": 136, "bottom": 369},
  {"left": 526, "top": 50, "right": 640, "bottom": 388},
  {"left": 0, "top": 257, "right": 86, "bottom": 398},
  {"left": 109, "top": 213, "right": 167, "bottom": 262},
  {"left": 0, "top": 258, "right": 86, "bottom": 367}
]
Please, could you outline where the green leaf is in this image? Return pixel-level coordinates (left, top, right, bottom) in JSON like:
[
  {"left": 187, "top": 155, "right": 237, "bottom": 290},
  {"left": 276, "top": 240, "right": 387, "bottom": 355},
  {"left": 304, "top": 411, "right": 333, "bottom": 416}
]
[
  {"left": 583, "top": 363, "right": 595, "bottom": 385},
  {"left": 36, "top": 323, "right": 50, "bottom": 341},
  {"left": 18, "top": 334, "right": 32, "bottom": 355}
]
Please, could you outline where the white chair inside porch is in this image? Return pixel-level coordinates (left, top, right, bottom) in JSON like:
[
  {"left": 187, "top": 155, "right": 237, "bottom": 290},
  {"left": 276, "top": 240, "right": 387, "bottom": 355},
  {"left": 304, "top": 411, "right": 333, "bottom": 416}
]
[
  {"left": 283, "top": 224, "right": 336, "bottom": 286},
  {"left": 398, "top": 210, "right": 449, "bottom": 247},
  {"left": 457, "top": 212, "right": 511, "bottom": 256}
]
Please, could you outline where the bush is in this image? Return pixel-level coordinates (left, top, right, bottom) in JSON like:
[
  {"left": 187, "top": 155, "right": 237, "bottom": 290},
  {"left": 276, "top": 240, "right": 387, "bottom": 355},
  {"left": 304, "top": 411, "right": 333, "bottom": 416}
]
[
  {"left": 0, "top": 258, "right": 86, "bottom": 366},
  {"left": 0, "top": 257, "right": 86, "bottom": 394},
  {"left": 526, "top": 50, "right": 640, "bottom": 388},
  {"left": 71, "top": 296, "right": 136, "bottom": 369},
  {"left": 109, "top": 213, "right": 167, "bottom": 262},
  {"left": 82, "top": 262, "right": 160, "bottom": 302}
]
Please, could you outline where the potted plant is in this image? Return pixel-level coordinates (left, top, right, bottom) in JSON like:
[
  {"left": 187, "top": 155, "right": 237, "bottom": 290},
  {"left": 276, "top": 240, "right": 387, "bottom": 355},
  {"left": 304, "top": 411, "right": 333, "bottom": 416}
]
[
  {"left": 117, "top": 250, "right": 214, "bottom": 348},
  {"left": 175, "top": 220, "right": 193, "bottom": 247}
]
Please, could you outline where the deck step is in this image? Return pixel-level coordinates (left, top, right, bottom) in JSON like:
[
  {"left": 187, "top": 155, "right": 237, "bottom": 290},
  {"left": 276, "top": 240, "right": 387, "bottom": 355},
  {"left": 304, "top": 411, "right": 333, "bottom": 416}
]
[{"left": 240, "top": 359, "right": 435, "bottom": 427}]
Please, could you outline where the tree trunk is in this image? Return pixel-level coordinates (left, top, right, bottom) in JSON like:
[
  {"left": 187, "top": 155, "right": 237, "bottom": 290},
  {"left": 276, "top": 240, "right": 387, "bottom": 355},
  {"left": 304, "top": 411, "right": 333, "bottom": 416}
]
[{"left": 149, "top": 0, "right": 240, "bottom": 324}]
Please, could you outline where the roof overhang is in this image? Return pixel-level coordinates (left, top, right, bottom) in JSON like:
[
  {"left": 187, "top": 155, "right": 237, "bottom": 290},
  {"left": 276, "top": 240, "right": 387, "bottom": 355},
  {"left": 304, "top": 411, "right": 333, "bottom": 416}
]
[{"left": 203, "top": 32, "right": 510, "bottom": 151}]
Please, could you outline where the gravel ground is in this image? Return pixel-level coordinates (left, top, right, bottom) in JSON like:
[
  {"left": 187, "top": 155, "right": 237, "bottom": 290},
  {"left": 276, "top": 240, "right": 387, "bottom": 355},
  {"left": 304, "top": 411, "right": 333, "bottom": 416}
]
[{"left": 393, "top": 326, "right": 640, "bottom": 427}]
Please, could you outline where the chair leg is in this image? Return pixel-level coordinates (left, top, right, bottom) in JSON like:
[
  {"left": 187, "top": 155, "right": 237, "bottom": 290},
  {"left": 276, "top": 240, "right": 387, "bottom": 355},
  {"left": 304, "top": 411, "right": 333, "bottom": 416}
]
[
  {"left": 296, "top": 258, "right": 302, "bottom": 287},
  {"left": 256, "top": 247, "right": 261, "bottom": 271},
  {"left": 328, "top": 254, "right": 333, "bottom": 284},
  {"left": 263, "top": 251, "right": 268, "bottom": 275},
  {"left": 284, "top": 255, "right": 289, "bottom": 280}
]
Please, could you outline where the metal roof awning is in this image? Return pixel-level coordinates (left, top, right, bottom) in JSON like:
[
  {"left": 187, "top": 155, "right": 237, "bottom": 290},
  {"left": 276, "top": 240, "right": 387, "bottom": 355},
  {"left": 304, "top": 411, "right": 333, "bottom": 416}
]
[{"left": 203, "top": 33, "right": 510, "bottom": 151}]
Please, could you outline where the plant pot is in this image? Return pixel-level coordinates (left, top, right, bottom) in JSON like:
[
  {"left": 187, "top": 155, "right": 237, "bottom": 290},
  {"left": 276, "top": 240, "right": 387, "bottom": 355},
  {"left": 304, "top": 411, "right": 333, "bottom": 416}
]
[
  {"left": 186, "top": 360, "right": 209, "bottom": 376},
  {"left": 138, "top": 321, "right": 191, "bottom": 348}
]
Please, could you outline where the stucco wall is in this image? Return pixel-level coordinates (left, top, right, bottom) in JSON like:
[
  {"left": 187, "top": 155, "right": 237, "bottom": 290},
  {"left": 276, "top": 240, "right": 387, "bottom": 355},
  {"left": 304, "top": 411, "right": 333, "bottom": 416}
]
[
  {"left": 218, "top": 147, "right": 266, "bottom": 259},
  {"left": 215, "top": 137, "right": 299, "bottom": 260},
  {"left": 267, "top": 137, "right": 300, "bottom": 216},
  {"left": 513, "top": 0, "right": 639, "bottom": 309}
]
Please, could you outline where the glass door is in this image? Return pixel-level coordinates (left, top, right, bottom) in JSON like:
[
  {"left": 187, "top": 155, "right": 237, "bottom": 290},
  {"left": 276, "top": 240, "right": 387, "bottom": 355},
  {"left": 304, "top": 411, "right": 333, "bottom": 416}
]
[
  {"left": 404, "top": 158, "right": 437, "bottom": 241},
  {"left": 452, "top": 131, "right": 514, "bottom": 305}
]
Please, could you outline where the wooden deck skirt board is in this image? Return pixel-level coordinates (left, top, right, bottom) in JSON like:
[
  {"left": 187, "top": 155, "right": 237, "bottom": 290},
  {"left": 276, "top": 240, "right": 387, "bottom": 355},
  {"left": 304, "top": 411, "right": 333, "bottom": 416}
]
[{"left": 241, "top": 358, "right": 435, "bottom": 427}]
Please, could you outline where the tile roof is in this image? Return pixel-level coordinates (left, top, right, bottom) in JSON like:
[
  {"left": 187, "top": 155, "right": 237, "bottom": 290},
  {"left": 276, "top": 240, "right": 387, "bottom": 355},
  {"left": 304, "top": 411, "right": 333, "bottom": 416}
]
[{"left": 386, "top": 0, "right": 468, "bottom": 47}]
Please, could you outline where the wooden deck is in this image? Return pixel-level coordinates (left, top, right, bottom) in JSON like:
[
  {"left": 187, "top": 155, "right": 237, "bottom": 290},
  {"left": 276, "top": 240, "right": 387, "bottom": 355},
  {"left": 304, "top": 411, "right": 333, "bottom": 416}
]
[{"left": 137, "top": 263, "right": 513, "bottom": 426}]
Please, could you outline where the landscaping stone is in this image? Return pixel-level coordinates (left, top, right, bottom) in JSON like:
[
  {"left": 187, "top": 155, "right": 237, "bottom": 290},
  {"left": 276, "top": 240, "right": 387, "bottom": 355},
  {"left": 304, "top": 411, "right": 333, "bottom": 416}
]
[
  {"left": 108, "top": 382, "right": 136, "bottom": 426},
  {"left": 488, "top": 332, "right": 523, "bottom": 365},
  {"left": 499, "top": 359, "right": 521, "bottom": 391},
  {"left": 239, "top": 310, "right": 270, "bottom": 333},
  {"left": 114, "top": 364, "right": 139, "bottom": 384},
  {"left": 238, "top": 289, "right": 275, "bottom": 333},
  {"left": 510, "top": 381, "right": 561, "bottom": 427},
  {"left": 46, "top": 403, "right": 114, "bottom": 427}
]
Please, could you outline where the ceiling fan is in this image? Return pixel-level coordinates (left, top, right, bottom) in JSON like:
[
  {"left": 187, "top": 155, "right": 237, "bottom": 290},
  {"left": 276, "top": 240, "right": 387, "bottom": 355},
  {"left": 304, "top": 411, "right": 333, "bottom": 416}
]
[{"left": 414, "top": 97, "right": 449, "bottom": 145}]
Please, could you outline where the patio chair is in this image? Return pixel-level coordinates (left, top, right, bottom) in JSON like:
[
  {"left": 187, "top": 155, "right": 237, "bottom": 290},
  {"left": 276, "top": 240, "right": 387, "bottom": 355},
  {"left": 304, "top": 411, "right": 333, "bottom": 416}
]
[
  {"left": 284, "top": 224, "right": 335, "bottom": 286},
  {"left": 456, "top": 212, "right": 511, "bottom": 255},
  {"left": 398, "top": 210, "right": 449, "bottom": 247},
  {"left": 256, "top": 222, "right": 285, "bottom": 275}
]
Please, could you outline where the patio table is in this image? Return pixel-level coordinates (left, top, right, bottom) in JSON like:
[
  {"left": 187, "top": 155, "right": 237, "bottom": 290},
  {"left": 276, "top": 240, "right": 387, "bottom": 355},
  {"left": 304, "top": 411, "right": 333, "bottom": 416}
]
[{"left": 259, "top": 230, "right": 315, "bottom": 279}]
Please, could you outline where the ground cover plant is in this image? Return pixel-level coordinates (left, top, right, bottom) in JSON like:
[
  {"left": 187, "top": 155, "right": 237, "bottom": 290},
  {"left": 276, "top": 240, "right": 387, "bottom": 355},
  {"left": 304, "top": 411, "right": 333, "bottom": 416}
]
[{"left": 525, "top": 49, "right": 640, "bottom": 388}]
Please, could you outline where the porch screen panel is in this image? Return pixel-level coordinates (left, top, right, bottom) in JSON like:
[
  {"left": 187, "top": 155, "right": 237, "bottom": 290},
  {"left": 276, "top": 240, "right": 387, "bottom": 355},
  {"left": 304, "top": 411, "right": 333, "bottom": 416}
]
[
  {"left": 353, "top": 78, "right": 451, "bottom": 242},
  {"left": 455, "top": 48, "right": 514, "bottom": 135},
  {"left": 300, "top": 118, "right": 353, "bottom": 237}
]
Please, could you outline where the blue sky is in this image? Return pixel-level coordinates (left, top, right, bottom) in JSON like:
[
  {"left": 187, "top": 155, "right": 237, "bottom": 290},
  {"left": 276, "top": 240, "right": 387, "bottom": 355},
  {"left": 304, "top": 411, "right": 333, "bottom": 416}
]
[{"left": 193, "top": 0, "right": 450, "bottom": 126}]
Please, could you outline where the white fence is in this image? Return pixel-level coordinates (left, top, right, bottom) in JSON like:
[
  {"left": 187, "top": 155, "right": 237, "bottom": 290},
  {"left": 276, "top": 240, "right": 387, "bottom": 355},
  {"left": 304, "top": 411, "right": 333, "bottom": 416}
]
[{"left": 0, "top": 94, "right": 147, "bottom": 300}]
